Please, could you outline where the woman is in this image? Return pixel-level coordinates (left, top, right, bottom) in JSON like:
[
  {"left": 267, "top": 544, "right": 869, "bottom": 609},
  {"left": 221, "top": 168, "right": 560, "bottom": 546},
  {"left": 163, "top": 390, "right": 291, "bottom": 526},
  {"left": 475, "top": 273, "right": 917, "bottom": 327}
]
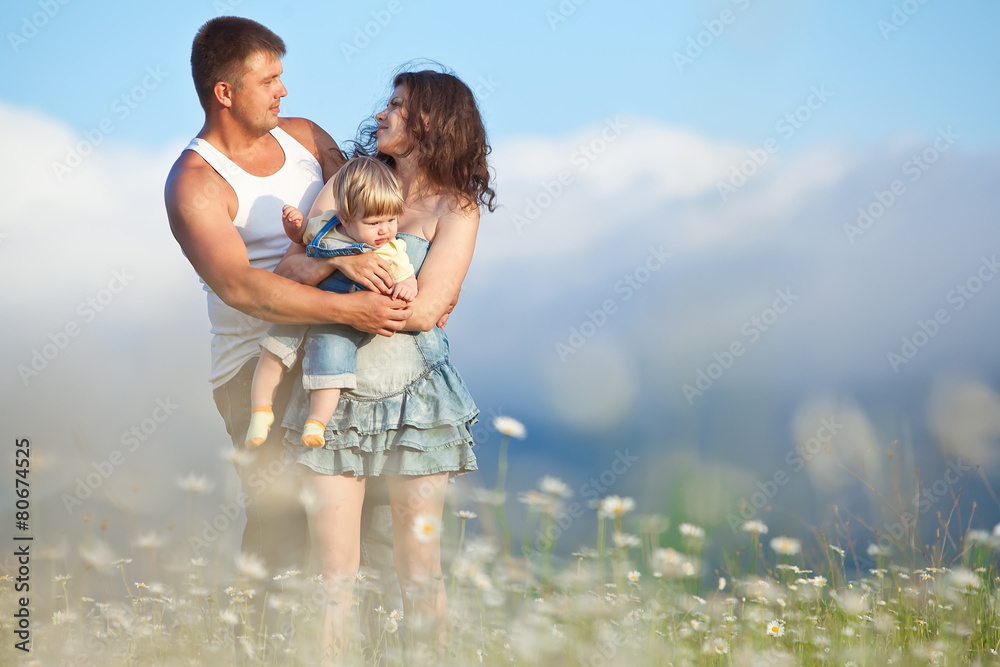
[{"left": 280, "top": 69, "right": 496, "bottom": 659}]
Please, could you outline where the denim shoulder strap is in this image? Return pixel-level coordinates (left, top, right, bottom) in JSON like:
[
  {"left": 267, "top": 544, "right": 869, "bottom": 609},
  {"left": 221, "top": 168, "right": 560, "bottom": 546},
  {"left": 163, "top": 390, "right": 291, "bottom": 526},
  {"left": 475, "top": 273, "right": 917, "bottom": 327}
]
[{"left": 306, "top": 215, "right": 341, "bottom": 254}]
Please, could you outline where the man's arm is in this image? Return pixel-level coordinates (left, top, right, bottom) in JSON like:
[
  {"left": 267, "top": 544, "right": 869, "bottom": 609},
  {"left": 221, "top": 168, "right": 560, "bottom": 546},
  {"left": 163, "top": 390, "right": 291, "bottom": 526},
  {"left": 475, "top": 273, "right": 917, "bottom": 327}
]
[{"left": 164, "top": 152, "right": 408, "bottom": 335}]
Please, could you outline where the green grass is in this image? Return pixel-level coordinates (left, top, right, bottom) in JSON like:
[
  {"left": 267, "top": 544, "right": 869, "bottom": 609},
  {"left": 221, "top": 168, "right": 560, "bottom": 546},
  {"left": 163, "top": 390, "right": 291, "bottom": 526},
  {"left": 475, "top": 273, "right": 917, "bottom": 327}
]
[{"left": 4, "top": 438, "right": 1000, "bottom": 665}]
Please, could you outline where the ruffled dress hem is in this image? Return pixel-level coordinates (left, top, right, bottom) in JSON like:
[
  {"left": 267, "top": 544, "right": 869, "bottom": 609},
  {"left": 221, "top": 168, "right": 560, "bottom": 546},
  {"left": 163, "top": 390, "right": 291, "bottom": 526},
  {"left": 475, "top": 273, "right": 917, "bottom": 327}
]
[{"left": 282, "top": 359, "right": 478, "bottom": 479}]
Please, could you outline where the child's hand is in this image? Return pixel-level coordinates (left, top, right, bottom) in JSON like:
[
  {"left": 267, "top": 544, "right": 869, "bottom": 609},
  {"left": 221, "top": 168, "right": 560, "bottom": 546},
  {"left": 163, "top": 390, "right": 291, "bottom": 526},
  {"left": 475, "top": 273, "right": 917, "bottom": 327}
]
[
  {"left": 282, "top": 205, "right": 305, "bottom": 242},
  {"left": 391, "top": 281, "right": 417, "bottom": 302}
]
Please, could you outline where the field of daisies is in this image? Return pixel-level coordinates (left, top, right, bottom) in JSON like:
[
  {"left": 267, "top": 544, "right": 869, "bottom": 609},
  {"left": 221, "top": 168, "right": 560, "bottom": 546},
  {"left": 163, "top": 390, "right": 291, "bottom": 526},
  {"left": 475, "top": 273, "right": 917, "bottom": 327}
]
[{"left": 3, "top": 416, "right": 1000, "bottom": 666}]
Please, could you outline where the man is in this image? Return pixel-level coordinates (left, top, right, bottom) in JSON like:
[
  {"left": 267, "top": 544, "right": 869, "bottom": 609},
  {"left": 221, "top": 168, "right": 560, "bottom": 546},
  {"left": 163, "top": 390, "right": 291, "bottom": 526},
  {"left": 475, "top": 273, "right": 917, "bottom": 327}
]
[{"left": 163, "top": 17, "right": 406, "bottom": 579}]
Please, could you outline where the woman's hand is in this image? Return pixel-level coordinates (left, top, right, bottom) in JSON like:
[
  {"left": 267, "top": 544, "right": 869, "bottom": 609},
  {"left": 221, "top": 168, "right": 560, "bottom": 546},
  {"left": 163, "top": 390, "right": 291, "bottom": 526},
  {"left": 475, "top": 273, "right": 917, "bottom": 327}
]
[
  {"left": 436, "top": 290, "right": 460, "bottom": 328},
  {"left": 332, "top": 253, "right": 395, "bottom": 294}
]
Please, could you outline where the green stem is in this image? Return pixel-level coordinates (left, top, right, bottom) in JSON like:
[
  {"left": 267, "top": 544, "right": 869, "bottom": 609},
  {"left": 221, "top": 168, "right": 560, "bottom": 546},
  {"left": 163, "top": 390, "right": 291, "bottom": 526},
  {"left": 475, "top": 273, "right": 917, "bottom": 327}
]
[
  {"left": 522, "top": 507, "right": 535, "bottom": 560},
  {"left": 118, "top": 563, "right": 136, "bottom": 612},
  {"left": 541, "top": 514, "right": 554, "bottom": 580},
  {"left": 495, "top": 436, "right": 510, "bottom": 493},
  {"left": 597, "top": 516, "right": 606, "bottom": 573}
]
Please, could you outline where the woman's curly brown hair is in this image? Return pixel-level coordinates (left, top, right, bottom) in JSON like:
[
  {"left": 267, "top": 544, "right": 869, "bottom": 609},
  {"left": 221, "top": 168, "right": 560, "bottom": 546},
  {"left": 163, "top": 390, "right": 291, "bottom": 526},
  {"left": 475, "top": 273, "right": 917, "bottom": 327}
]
[{"left": 354, "top": 70, "right": 497, "bottom": 213}]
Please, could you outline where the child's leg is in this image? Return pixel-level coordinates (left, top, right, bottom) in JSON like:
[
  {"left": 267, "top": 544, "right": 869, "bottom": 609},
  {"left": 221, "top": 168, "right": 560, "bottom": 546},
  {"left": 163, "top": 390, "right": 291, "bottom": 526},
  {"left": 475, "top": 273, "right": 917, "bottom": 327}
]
[
  {"left": 300, "top": 323, "right": 365, "bottom": 448},
  {"left": 244, "top": 350, "right": 285, "bottom": 448},
  {"left": 301, "top": 388, "right": 342, "bottom": 448}
]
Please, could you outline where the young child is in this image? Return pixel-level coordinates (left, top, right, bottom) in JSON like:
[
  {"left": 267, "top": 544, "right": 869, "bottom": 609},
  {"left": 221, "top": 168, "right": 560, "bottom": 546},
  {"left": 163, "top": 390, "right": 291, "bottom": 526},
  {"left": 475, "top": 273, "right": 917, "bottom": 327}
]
[{"left": 244, "top": 156, "right": 418, "bottom": 448}]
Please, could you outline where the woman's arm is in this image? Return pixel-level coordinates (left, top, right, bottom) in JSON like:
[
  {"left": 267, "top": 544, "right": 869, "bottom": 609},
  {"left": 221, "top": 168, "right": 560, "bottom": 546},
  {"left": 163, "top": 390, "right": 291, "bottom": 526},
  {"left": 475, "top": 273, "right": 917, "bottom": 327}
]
[{"left": 404, "top": 204, "right": 480, "bottom": 332}]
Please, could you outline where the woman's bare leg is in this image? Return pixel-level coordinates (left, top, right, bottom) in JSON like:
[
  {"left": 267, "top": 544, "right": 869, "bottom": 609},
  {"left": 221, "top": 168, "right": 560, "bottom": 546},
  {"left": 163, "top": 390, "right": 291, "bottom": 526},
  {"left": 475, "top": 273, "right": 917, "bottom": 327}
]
[
  {"left": 386, "top": 473, "right": 450, "bottom": 649},
  {"left": 307, "top": 472, "right": 367, "bottom": 663}
]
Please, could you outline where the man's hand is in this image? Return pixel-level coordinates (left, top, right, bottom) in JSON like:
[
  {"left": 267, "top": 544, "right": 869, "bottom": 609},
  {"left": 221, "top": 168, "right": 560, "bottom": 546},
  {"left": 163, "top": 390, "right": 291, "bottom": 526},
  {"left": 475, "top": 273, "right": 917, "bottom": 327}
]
[
  {"left": 333, "top": 253, "right": 394, "bottom": 294},
  {"left": 343, "top": 290, "right": 410, "bottom": 336},
  {"left": 282, "top": 205, "right": 306, "bottom": 243}
]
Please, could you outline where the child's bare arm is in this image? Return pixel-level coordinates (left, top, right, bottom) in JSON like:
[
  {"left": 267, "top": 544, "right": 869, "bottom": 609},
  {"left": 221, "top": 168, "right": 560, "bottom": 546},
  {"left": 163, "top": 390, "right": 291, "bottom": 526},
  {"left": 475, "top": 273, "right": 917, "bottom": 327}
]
[
  {"left": 282, "top": 205, "right": 307, "bottom": 244},
  {"left": 390, "top": 275, "right": 418, "bottom": 302}
]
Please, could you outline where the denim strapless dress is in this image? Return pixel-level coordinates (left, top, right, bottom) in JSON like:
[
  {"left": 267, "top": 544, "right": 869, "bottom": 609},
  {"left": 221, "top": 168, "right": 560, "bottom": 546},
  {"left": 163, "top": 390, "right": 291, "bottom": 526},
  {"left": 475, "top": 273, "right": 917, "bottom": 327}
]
[{"left": 282, "top": 233, "right": 479, "bottom": 477}]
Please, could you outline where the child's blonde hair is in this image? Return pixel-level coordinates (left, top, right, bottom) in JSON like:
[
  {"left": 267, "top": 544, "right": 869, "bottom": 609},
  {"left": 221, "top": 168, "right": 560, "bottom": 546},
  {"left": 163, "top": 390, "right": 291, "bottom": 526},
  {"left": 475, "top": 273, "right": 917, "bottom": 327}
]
[{"left": 331, "top": 156, "right": 404, "bottom": 225}]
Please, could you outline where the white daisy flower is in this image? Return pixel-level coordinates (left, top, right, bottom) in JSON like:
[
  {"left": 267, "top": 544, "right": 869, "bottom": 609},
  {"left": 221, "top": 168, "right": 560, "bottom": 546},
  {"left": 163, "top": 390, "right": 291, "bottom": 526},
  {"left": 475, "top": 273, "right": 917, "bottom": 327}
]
[
  {"left": 133, "top": 530, "right": 165, "bottom": 550},
  {"left": 766, "top": 619, "right": 785, "bottom": 637},
  {"left": 235, "top": 552, "right": 268, "bottom": 581},
  {"left": 413, "top": 515, "right": 442, "bottom": 544},
  {"left": 965, "top": 530, "right": 991, "bottom": 545},
  {"left": 298, "top": 487, "right": 324, "bottom": 514},
  {"left": 770, "top": 536, "right": 802, "bottom": 556},
  {"left": 679, "top": 522, "right": 705, "bottom": 539},
  {"left": 866, "top": 543, "right": 891, "bottom": 558},
  {"left": 492, "top": 416, "right": 527, "bottom": 439},
  {"left": 612, "top": 532, "right": 641, "bottom": 550},
  {"left": 539, "top": 476, "right": 572, "bottom": 498},
  {"left": 220, "top": 446, "right": 256, "bottom": 467},
  {"left": 219, "top": 608, "right": 240, "bottom": 627},
  {"left": 741, "top": 520, "right": 769, "bottom": 536},
  {"left": 598, "top": 495, "right": 636, "bottom": 519},
  {"left": 176, "top": 473, "right": 214, "bottom": 495},
  {"left": 946, "top": 568, "right": 980, "bottom": 590}
]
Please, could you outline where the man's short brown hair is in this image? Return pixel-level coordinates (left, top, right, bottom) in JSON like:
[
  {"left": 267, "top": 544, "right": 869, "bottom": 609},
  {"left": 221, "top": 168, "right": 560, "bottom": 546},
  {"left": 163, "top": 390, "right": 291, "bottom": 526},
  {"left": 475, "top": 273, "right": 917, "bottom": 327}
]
[{"left": 190, "top": 17, "right": 286, "bottom": 112}]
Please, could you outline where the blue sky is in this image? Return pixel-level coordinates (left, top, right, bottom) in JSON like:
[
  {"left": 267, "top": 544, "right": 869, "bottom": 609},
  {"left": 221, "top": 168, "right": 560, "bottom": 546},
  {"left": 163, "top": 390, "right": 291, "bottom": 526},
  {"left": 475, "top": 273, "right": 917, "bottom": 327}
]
[
  {"left": 3, "top": 0, "right": 1000, "bottom": 553},
  {"left": 4, "top": 0, "right": 999, "bottom": 149}
]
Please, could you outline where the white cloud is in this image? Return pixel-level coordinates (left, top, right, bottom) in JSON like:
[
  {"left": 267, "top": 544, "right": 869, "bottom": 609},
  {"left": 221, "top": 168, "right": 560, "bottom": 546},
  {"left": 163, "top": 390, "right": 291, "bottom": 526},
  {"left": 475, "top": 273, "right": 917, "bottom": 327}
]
[{"left": 5, "top": 104, "right": 1000, "bottom": 522}]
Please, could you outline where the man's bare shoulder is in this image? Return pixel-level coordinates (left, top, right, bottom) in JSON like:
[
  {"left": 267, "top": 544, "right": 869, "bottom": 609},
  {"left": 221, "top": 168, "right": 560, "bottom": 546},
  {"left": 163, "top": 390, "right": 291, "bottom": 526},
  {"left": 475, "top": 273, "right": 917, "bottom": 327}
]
[
  {"left": 165, "top": 149, "right": 219, "bottom": 203},
  {"left": 163, "top": 148, "right": 235, "bottom": 228},
  {"left": 279, "top": 117, "right": 346, "bottom": 176}
]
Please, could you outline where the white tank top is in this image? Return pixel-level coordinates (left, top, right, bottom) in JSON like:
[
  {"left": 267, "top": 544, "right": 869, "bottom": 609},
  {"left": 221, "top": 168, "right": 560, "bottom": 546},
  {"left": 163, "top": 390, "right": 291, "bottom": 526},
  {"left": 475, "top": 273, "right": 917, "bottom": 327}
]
[{"left": 184, "top": 127, "right": 324, "bottom": 388}]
